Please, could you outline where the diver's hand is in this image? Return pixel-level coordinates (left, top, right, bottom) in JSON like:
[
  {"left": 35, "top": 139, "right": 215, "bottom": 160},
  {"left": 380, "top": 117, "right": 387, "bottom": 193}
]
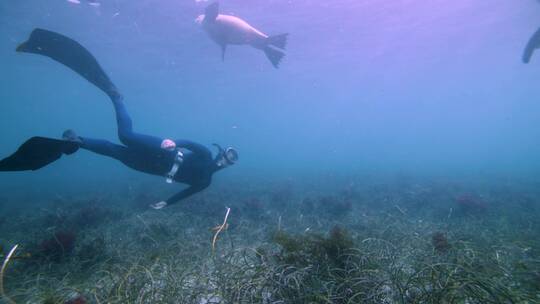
[
  {"left": 161, "top": 139, "right": 176, "bottom": 151},
  {"left": 150, "top": 201, "right": 168, "bottom": 210}
]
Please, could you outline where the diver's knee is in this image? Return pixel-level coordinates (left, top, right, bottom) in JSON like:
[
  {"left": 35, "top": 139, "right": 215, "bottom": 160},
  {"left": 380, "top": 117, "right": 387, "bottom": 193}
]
[{"left": 118, "top": 133, "right": 132, "bottom": 146}]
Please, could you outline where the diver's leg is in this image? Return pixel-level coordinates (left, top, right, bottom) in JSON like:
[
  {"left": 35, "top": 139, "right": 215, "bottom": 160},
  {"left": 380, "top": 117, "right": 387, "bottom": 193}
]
[
  {"left": 80, "top": 137, "right": 164, "bottom": 174},
  {"left": 80, "top": 137, "right": 145, "bottom": 172},
  {"left": 80, "top": 137, "right": 129, "bottom": 161},
  {"left": 111, "top": 96, "right": 164, "bottom": 150}
]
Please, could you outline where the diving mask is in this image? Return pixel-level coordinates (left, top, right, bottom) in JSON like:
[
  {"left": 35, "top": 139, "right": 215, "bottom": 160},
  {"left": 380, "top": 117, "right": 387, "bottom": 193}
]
[{"left": 213, "top": 144, "right": 238, "bottom": 166}]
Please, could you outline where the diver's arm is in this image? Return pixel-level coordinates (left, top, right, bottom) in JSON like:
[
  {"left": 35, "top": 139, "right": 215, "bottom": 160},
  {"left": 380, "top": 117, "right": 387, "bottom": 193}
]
[{"left": 151, "top": 183, "right": 210, "bottom": 209}]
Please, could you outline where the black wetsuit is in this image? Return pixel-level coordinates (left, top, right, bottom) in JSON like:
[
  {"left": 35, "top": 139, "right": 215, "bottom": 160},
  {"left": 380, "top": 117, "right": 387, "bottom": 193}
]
[{"left": 81, "top": 96, "right": 219, "bottom": 205}]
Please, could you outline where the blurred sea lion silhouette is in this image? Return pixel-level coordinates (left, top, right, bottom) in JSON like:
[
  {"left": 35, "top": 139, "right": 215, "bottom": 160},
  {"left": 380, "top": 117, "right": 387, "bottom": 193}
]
[
  {"left": 195, "top": 2, "right": 288, "bottom": 68},
  {"left": 523, "top": 27, "right": 540, "bottom": 63}
]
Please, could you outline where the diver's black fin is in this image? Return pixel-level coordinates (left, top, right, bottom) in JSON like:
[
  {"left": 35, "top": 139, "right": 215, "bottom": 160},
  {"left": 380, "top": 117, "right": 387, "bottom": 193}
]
[
  {"left": 205, "top": 2, "right": 219, "bottom": 22},
  {"left": 523, "top": 27, "right": 540, "bottom": 63},
  {"left": 0, "top": 137, "right": 79, "bottom": 171},
  {"left": 221, "top": 44, "right": 227, "bottom": 61},
  {"left": 263, "top": 46, "right": 285, "bottom": 68},
  {"left": 16, "top": 28, "right": 120, "bottom": 100}
]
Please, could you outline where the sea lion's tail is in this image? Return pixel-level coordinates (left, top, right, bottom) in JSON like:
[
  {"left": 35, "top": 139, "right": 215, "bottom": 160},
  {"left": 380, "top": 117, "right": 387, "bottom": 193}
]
[
  {"left": 263, "top": 46, "right": 285, "bottom": 68},
  {"left": 267, "top": 33, "right": 288, "bottom": 50},
  {"left": 16, "top": 28, "right": 121, "bottom": 100}
]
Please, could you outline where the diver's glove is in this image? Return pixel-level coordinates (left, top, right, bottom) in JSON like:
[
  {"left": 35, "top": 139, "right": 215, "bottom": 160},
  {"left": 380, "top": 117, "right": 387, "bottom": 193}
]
[{"left": 150, "top": 201, "right": 168, "bottom": 210}]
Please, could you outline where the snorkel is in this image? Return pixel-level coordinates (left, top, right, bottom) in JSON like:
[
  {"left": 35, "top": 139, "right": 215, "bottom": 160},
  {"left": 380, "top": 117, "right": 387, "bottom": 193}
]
[{"left": 213, "top": 143, "right": 238, "bottom": 168}]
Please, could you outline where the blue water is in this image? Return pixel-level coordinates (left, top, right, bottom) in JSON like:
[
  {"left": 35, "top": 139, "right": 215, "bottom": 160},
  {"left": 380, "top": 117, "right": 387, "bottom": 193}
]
[
  {"left": 1, "top": 1, "right": 540, "bottom": 302},
  {"left": 2, "top": 0, "right": 539, "bottom": 186}
]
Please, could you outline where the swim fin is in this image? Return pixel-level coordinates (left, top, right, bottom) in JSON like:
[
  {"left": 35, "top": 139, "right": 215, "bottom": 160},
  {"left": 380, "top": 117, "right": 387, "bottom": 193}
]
[
  {"left": 16, "top": 28, "right": 120, "bottom": 100},
  {"left": 0, "top": 137, "right": 79, "bottom": 171}
]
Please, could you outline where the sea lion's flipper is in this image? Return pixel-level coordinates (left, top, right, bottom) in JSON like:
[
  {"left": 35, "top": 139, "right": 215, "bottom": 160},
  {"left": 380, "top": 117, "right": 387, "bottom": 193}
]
[
  {"left": 205, "top": 2, "right": 219, "bottom": 22},
  {"left": 0, "top": 137, "right": 79, "bottom": 171},
  {"left": 267, "top": 33, "right": 289, "bottom": 50},
  {"left": 523, "top": 45, "right": 534, "bottom": 64},
  {"left": 263, "top": 46, "right": 285, "bottom": 68},
  {"left": 16, "top": 28, "right": 120, "bottom": 100},
  {"left": 221, "top": 44, "right": 227, "bottom": 61},
  {"left": 523, "top": 27, "right": 540, "bottom": 63}
]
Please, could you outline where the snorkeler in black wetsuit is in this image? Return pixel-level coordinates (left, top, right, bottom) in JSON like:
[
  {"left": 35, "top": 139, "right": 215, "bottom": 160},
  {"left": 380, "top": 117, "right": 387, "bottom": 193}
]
[{"left": 0, "top": 28, "right": 238, "bottom": 209}]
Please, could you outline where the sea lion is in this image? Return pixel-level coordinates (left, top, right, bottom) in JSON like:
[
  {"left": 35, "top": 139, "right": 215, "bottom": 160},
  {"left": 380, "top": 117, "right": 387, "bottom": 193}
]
[
  {"left": 196, "top": 2, "right": 288, "bottom": 68},
  {"left": 523, "top": 27, "right": 540, "bottom": 63}
]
